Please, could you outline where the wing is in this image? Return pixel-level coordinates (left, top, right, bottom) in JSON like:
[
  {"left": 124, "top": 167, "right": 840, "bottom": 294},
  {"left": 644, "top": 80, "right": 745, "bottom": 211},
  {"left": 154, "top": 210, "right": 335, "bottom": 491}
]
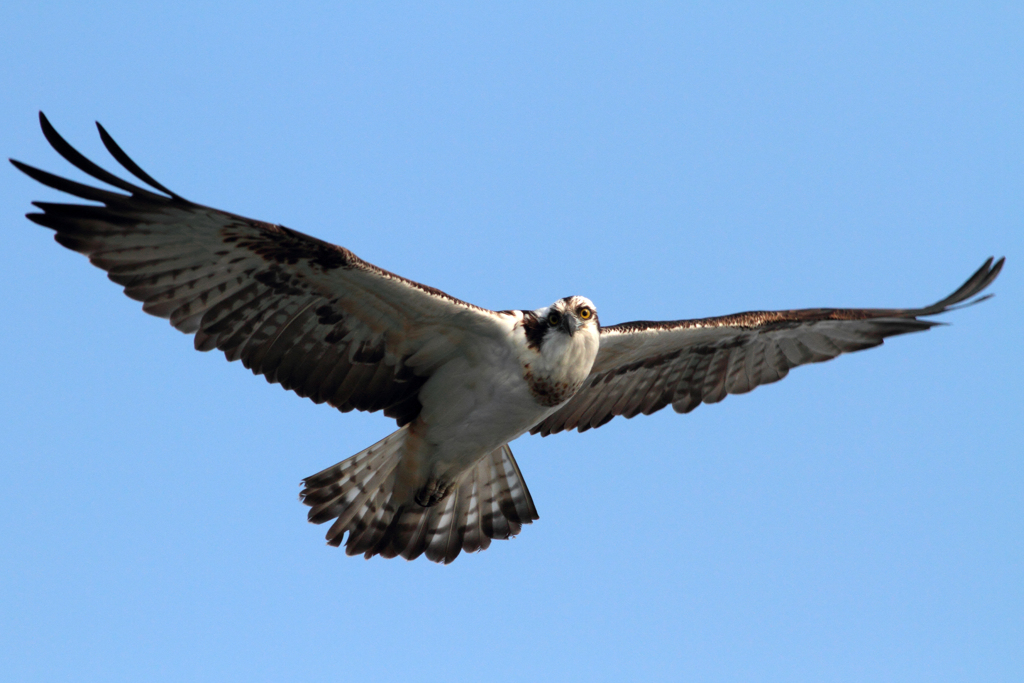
[
  {"left": 12, "top": 112, "right": 509, "bottom": 426},
  {"left": 533, "top": 258, "right": 1004, "bottom": 436}
]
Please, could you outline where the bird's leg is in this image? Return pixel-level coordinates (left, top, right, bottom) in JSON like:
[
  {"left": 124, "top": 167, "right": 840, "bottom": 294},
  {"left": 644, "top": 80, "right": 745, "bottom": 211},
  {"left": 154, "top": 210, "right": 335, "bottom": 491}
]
[{"left": 414, "top": 477, "right": 455, "bottom": 507}]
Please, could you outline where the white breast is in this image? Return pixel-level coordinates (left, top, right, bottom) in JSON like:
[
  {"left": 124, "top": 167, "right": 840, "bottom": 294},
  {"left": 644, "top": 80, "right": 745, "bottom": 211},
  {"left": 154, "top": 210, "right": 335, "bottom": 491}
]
[{"left": 408, "top": 311, "right": 600, "bottom": 483}]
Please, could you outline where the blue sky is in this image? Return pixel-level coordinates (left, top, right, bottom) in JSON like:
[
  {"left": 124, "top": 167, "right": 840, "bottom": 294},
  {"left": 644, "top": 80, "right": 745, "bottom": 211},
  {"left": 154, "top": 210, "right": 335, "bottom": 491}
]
[{"left": 1, "top": 3, "right": 1020, "bottom": 681}]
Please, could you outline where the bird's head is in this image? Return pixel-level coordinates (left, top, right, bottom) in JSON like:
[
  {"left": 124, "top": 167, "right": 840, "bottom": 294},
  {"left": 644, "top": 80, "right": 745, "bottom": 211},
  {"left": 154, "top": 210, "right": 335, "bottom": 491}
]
[
  {"left": 537, "top": 296, "right": 599, "bottom": 337},
  {"left": 524, "top": 295, "right": 601, "bottom": 355},
  {"left": 519, "top": 295, "right": 601, "bottom": 384}
]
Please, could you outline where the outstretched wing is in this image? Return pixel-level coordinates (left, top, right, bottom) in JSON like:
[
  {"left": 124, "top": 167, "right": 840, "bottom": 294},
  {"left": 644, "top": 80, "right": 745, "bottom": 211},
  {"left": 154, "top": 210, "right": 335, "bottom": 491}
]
[
  {"left": 12, "top": 112, "right": 509, "bottom": 426},
  {"left": 533, "top": 258, "right": 1003, "bottom": 436}
]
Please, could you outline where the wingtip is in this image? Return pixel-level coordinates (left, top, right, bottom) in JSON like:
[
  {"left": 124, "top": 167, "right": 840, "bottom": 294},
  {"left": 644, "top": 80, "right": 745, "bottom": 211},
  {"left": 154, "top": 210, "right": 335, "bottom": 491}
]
[
  {"left": 978, "top": 256, "right": 1005, "bottom": 294},
  {"left": 10, "top": 158, "right": 33, "bottom": 174},
  {"left": 991, "top": 256, "right": 1006, "bottom": 279},
  {"left": 94, "top": 119, "right": 184, "bottom": 200},
  {"left": 38, "top": 110, "right": 74, "bottom": 157}
]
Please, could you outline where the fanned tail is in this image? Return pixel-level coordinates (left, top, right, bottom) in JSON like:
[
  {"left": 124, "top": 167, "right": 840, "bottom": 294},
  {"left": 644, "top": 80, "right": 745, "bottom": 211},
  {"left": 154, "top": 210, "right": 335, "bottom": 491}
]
[
  {"left": 300, "top": 428, "right": 408, "bottom": 548},
  {"left": 300, "top": 432, "right": 539, "bottom": 564}
]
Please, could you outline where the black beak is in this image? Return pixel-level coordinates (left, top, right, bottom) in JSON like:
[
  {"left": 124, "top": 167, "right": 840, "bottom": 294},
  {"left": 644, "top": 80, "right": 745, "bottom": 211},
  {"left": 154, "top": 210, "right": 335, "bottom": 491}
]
[{"left": 561, "top": 314, "right": 580, "bottom": 337}]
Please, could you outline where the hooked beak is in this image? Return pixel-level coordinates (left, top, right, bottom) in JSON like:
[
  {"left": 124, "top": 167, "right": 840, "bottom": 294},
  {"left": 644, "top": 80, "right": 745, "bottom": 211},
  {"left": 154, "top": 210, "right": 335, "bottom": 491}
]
[{"left": 561, "top": 314, "right": 581, "bottom": 337}]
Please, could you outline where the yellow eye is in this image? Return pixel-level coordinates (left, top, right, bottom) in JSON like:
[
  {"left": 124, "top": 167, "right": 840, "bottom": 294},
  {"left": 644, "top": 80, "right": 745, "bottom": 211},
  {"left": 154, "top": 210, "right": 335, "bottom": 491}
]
[
  {"left": 547, "top": 312, "right": 561, "bottom": 326},
  {"left": 578, "top": 307, "right": 592, "bottom": 320}
]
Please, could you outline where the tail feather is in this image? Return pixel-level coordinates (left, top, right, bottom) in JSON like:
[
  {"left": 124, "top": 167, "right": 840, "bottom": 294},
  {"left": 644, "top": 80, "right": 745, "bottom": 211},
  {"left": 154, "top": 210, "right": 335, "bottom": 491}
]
[
  {"left": 424, "top": 486, "right": 463, "bottom": 563},
  {"left": 300, "top": 431, "right": 539, "bottom": 564},
  {"left": 300, "top": 429, "right": 405, "bottom": 529},
  {"left": 496, "top": 444, "right": 537, "bottom": 524},
  {"left": 460, "top": 476, "right": 487, "bottom": 554},
  {"left": 342, "top": 486, "right": 396, "bottom": 556},
  {"left": 481, "top": 457, "right": 506, "bottom": 540}
]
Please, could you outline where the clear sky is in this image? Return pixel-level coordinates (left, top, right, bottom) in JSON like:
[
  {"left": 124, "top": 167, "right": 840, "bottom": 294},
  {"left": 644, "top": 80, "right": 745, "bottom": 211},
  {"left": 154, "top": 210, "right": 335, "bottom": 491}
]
[{"left": 1, "top": 3, "right": 1020, "bottom": 681}]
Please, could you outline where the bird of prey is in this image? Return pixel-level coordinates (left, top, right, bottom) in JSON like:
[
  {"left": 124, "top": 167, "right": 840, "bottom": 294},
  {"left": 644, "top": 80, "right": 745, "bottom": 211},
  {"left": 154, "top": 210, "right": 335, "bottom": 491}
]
[{"left": 12, "top": 113, "right": 1003, "bottom": 564}]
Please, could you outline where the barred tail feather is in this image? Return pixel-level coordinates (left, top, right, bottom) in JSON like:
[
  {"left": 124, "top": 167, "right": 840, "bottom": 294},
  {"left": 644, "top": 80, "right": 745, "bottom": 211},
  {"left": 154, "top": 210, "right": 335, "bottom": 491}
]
[
  {"left": 296, "top": 428, "right": 403, "bottom": 532},
  {"left": 300, "top": 435, "right": 539, "bottom": 564}
]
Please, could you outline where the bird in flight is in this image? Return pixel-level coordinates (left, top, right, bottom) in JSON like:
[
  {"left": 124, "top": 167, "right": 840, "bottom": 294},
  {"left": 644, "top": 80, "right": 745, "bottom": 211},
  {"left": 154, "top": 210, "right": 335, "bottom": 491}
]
[{"left": 12, "top": 113, "right": 1003, "bottom": 564}]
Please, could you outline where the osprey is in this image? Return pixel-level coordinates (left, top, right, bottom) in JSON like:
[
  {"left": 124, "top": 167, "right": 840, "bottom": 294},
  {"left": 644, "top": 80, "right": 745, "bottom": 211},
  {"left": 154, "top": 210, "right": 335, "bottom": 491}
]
[{"left": 13, "top": 113, "right": 1004, "bottom": 564}]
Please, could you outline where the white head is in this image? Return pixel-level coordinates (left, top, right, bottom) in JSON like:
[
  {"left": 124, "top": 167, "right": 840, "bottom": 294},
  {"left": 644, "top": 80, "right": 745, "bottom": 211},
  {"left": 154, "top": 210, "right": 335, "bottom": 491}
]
[
  {"left": 515, "top": 296, "right": 601, "bottom": 406},
  {"left": 523, "top": 295, "right": 600, "bottom": 362},
  {"left": 534, "top": 295, "right": 598, "bottom": 338}
]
